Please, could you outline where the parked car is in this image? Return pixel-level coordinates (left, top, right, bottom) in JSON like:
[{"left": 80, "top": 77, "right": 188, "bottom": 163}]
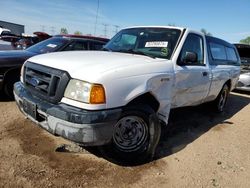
[
  {"left": 14, "top": 26, "right": 240, "bottom": 163},
  {"left": 0, "top": 39, "right": 16, "bottom": 51},
  {"left": 0, "top": 27, "right": 11, "bottom": 36},
  {"left": 0, "top": 35, "right": 109, "bottom": 98},
  {"left": 15, "top": 32, "right": 52, "bottom": 50},
  {"left": 0, "top": 29, "right": 19, "bottom": 50},
  {"left": 234, "top": 43, "right": 250, "bottom": 91},
  {"left": 15, "top": 37, "right": 38, "bottom": 50}
]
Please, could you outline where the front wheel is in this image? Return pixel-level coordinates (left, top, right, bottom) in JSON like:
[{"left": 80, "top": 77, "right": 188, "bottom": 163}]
[
  {"left": 113, "top": 115, "right": 148, "bottom": 153},
  {"left": 100, "top": 105, "right": 161, "bottom": 165},
  {"left": 4, "top": 80, "right": 15, "bottom": 99}
]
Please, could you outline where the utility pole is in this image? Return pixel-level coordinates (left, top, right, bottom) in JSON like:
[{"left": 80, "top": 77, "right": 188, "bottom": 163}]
[
  {"left": 113, "top": 25, "right": 120, "bottom": 34},
  {"left": 50, "top": 26, "right": 55, "bottom": 35},
  {"left": 103, "top": 23, "right": 108, "bottom": 37},
  {"left": 94, "top": 0, "right": 100, "bottom": 35},
  {"left": 40, "top": 25, "right": 45, "bottom": 32}
]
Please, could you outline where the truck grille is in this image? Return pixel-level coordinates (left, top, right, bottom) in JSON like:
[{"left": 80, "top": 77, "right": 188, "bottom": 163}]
[{"left": 24, "top": 62, "right": 70, "bottom": 103}]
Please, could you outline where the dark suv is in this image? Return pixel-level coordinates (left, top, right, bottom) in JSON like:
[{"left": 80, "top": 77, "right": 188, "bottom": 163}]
[{"left": 0, "top": 35, "right": 109, "bottom": 98}]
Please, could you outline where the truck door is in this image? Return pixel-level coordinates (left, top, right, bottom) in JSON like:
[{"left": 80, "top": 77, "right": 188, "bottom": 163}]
[{"left": 172, "top": 33, "right": 210, "bottom": 108}]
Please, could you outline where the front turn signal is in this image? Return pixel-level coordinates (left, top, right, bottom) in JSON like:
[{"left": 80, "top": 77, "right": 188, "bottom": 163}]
[{"left": 90, "top": 84, "right": 106, "bottom": 104}]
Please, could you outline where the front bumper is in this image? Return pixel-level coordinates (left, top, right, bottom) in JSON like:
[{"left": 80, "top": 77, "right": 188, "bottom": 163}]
[
  {"left": 236, "top": 73, "right": 250, "bottom": 91},
  {"left": 14, "top": 82, "right": 122, "bottom": 146}
]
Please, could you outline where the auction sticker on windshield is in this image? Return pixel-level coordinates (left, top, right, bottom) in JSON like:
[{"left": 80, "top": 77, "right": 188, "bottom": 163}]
[{"left": 145, "top": 41, "right": 168, "bottom": 47}]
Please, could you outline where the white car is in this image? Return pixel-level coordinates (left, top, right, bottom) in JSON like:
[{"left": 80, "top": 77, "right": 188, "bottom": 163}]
[
  {"left": 235, "top": 44, "right": 250, "bottom": 91},
  {"left": 14, "top": 26, "right": 241, "bottom": 163},
  {"left": 0, "top": 27, "right": 11, "bottom": 36}
]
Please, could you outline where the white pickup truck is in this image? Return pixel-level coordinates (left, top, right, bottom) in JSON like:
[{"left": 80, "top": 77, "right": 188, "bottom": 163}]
[{"left": 14, "top": 26, "right": 240, "bottom": 163}]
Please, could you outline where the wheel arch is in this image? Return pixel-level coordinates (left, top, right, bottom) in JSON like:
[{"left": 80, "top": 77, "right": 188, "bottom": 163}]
[
  {"left": 126, "top": 92, "right": 160, "bottom": 112},
  {"left": 3, "top": 66, "right": 21, "bottom": 84},
  {"left": 225, "top": 79, "right": 232, "bottom": 91}
]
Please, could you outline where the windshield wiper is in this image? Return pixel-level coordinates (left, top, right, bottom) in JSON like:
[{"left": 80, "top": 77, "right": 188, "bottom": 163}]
[{"left": 115, "top": 49, "right": 156, "bottom": 59}]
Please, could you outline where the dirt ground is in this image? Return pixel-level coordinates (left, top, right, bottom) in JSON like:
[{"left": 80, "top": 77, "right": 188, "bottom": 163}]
[{"left": 0, "top": 91, "right": 249, "bottom": 188}]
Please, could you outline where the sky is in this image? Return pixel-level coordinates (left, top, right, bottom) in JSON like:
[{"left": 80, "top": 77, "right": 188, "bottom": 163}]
[{"left": 0, "top": 0, "right": 250, "bottom": 43}]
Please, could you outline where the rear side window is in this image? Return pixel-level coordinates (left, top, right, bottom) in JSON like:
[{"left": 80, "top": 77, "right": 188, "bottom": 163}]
[
  {"left": 210, "top": 42, "right": 227, "bottom": 60},
  {"left": 225, "top": 47, "right": 238, "bottom": 62},
  {"left": 209, "top": 42, "right": 238, "bottom": 62}
]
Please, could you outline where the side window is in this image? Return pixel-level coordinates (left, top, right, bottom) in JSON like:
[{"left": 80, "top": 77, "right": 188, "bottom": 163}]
[
  {"left": 92, "top": 42, "right": 104, "bottom": 50},
  {"left": 209, "top": 42, "right": 227, "bottom": 60},
  {"left": 63, "top": 41, "right": 88, "bottom": 51},
  {"left": 178, "top": 34, "right": 204, "bottom": 65},
  {"left": 225, "top": 47, "right": 238, "bottom": 62}
]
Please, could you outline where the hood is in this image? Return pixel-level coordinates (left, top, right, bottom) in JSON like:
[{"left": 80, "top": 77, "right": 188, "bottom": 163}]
[
  {"left": 0, "top": 50, "right": 36, "bottom": 67},
  {"left": 28, "top": 51, "right": 172, "bottom": 82}
]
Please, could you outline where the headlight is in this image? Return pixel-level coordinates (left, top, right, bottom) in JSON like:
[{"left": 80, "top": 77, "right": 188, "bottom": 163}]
[{"left": 64, "top": 79, "right": 106, "bottom": 104}]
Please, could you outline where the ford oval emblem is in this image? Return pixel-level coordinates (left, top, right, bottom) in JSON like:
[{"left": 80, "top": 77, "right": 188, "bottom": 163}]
[{"left": 30, "top": 77, "right": 40, "bottom": 87}]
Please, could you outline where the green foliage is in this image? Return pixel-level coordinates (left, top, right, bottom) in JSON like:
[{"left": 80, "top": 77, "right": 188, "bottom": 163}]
[
  {"left": 201, "top": 28, "right": 212, "bottom": 36},
  {"left": 240, "top": 36, "right": 250, "bottom": 44},
  {"left": 74, "top": 31, "right": 82, "bottom": 35},
  {"left": 60, "top": 28, "right": 68, "bottom": 34}
]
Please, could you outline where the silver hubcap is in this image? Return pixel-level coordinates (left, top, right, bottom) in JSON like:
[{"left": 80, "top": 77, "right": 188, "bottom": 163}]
[
  {"left": 218, "top": 89, "right": 227, "bottom": 111},
  {"left": 113, "top": 116, "right": 148, "bottom": 152}
]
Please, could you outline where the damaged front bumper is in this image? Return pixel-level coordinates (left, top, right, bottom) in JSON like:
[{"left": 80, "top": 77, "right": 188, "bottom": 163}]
[{"left": 14, "top": 82, "right": 122, "bottom": 146}]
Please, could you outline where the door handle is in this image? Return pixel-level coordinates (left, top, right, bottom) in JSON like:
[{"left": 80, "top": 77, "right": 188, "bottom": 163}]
[{"left": 202, "top": 72, "right": 208, "bottom": 76}]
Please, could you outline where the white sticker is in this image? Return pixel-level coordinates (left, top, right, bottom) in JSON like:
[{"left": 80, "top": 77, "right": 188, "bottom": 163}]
[
  {"left": 46, "top": 44, "right": 57, "bottom": 48},
  {"left": 145, "top": 41, "right": 168, "bottom": 48}
]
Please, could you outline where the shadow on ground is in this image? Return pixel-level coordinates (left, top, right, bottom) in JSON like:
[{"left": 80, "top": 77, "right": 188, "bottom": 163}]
[
  {"left": 86, "top": 93, "right": 250, "bottom": 166},
  {"left": 154, "top": 92, "right": 250, "bottom": 160}
]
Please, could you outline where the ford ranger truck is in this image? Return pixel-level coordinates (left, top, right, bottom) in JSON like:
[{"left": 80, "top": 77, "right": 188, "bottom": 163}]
[{"left": 14, "top": 26, "right": 241, "bottom": 163}]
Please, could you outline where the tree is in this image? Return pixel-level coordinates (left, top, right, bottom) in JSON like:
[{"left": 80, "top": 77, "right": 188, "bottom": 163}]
[
  {"left": 201, "top": 28, "right": 212, "bottom": 36},
  {"left": 240, "top": 36, "right": 250, "bottom": 44},
  {"left": 74, "top": 31, "right": 82, "bottom": 35},
  {"left": 60, "top": 28, "right": 68, "bottom": 34}
]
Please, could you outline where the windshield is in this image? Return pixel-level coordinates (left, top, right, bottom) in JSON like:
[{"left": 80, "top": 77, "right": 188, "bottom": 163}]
[
  {"left": 104, "top": 27, "right": 182, "bottom": 59},
  {"left": 26, "top": 37, "right": 68, "bottom": 54}
]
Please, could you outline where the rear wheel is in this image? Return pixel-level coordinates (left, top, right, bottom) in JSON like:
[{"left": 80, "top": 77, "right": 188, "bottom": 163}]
[
  {"left": 213, "top": 84, "right": 229, "bottom": 112},
  {"left": 100, "top": 105, "right": 161, "bottom": 165}
]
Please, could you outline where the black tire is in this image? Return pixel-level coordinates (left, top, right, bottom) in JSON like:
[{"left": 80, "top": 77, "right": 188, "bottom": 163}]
[
  {"left": 4, "top": 80, "right": 15, "bottom": 99},
  {"left": 213, "top": 84, "right": 229, "bottom": 112},
  {"left": 100, "top": 105, "right": 161, "bottom": 165}
]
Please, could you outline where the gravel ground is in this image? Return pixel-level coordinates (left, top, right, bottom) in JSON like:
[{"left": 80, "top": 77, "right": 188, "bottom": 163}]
[{"left": 0, "top": 91, "right": 249, "bottom": 188}]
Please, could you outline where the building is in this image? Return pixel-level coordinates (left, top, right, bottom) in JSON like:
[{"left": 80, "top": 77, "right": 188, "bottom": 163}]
[{"left": 0, "top": 20, "right": 24, "bottom": 35}]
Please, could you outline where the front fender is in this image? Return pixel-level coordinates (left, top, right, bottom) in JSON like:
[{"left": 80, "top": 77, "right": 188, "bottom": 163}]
[{"left": 106, "top": 73, "right": 174, "bottom": 124}]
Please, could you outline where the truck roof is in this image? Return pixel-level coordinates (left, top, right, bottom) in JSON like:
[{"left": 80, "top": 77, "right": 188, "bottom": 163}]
[
  {"left": 206, "top": 35, "right": 235, "bottom": 48},
  {"left": 123, "top": 25, "right": 186, "bottom": 31}
]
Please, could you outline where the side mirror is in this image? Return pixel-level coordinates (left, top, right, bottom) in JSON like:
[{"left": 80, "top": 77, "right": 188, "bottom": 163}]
[{"left": 183, "top": 51, "right": 198, "bottom": 63}]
